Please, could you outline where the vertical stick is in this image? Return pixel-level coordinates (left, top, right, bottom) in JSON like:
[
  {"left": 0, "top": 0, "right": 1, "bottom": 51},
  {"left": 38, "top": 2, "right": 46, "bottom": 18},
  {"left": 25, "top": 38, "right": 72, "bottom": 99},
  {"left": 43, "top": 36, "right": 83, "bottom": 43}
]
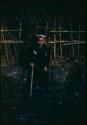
[{"left": 30, "top": 66, "right": 34, "bottom": 97}]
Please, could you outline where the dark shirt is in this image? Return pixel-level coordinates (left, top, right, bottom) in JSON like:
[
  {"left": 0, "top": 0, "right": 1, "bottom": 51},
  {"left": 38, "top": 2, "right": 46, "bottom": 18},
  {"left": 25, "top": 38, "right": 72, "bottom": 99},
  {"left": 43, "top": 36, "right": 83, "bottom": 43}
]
[
  {"left": 27, "top": 43, "right": 50, "bottom": 88},
  {"left": 29, "top": 44, "right": 50, "bottom": 68}
]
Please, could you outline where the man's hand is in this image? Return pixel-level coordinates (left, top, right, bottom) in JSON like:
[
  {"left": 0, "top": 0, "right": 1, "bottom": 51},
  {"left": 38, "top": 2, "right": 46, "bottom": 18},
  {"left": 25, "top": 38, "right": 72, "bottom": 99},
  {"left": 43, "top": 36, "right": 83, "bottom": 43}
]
[
  {"left": 30, "top": 63, "right": 35, "bottom": 67},
  {"left": 44, "top": 66, "right": 48, "bottom": 72}
]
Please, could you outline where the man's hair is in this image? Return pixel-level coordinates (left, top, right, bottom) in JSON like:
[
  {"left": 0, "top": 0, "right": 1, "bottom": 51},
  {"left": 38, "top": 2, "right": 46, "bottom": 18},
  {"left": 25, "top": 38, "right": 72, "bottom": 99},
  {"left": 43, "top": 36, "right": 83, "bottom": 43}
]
[{"left": 36, "top": 34, "right": 45, "bottom": 40}]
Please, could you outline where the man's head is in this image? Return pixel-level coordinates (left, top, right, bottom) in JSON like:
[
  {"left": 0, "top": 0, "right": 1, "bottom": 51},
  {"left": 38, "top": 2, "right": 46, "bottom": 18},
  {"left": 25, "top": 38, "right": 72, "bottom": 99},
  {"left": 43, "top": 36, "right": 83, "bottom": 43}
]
[{"left": 37, "top": 34, "right": 46, "bottom": 46}]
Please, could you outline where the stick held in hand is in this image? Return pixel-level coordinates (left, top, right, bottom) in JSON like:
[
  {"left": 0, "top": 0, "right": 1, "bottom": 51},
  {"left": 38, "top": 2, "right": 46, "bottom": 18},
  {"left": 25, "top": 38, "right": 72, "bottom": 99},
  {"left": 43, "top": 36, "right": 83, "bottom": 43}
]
[{"left": 30, "top": 66, "right": 34, "bottom": 97}]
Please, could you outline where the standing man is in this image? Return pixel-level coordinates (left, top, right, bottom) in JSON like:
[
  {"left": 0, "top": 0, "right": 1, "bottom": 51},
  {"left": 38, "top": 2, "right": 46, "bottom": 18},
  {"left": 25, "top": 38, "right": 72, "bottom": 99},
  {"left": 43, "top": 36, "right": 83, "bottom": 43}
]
[{"left": 27, "top": 34, "right": 50, "bottom": 97}]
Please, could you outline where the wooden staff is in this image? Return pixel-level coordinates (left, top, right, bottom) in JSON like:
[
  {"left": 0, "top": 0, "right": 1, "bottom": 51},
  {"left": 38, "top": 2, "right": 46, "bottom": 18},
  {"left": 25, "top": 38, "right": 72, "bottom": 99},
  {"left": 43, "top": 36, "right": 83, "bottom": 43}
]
[{"left": 30, "top": 65, "right": 34, "bottom": 97}]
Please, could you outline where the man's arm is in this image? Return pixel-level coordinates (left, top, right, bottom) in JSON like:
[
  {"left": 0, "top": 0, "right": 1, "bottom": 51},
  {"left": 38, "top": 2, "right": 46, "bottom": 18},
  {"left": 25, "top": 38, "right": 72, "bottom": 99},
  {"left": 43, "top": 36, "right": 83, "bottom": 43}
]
[{"left": 29, "top": 45, "right": 37, "bottom": 67}]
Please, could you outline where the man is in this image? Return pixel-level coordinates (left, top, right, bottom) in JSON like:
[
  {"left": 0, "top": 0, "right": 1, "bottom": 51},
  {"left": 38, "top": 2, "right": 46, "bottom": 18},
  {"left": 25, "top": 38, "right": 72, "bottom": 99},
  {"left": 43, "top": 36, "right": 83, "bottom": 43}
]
[{"left": 27, "top": 34, "right": 50, "bottom": 97}]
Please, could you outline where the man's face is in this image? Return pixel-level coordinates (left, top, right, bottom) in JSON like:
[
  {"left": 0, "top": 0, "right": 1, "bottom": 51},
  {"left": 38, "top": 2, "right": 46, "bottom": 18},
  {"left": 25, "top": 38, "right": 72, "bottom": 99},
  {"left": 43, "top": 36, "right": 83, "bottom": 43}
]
[{"left": 37, "top": 37, "right": 45, "bottom": 46}]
